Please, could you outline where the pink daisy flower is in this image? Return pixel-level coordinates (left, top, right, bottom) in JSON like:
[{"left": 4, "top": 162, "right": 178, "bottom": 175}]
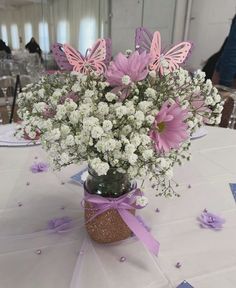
[
  {"left": 105, "top": 51, "right": 150, "bottom": 100},
  {"left": 149, "top": 101, "right": 189, "bottom": 153},
  {"left": 190, "top": 98, "right": 211, "bottom": 123}
]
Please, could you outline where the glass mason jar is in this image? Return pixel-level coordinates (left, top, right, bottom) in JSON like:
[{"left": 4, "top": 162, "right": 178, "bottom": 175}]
[
  {"left": 85, "top": 166, "right": 131, "bottom": 198},
  {"left": 84, "top": 166, "right": 135, "bottom": 243}
]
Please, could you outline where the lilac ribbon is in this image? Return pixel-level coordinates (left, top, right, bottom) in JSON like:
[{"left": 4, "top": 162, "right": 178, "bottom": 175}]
[{"left": 83, "top": 186, "right": 160, "bottom": 255}]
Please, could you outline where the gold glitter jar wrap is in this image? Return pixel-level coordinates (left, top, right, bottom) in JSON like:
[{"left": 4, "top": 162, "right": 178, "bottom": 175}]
[
  {"left": 85, "top": 202, "right": 135, "bottom": 243},
  {"left": 84, "top": 166, "right": 134, "bottom": 243}
]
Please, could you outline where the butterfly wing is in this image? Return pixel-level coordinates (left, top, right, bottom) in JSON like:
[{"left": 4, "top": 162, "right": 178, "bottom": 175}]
[
  {"left": 149, "top": 31, "right": 162, "bottom": 71},
  {"left": 149, "top": 31, "right": 192, "bottom": 75},
  {"left": 51, "top": 43, "right": 73, "bottom": 71},
  {"left": 104, "top": 38, "right": 112, "bottom": 65},
  {"left": 164, "top": 42, "right": 192, "bottom": 71},
  {"left": 86, "top": 39, "right": 107, "bottom": 74},
  {"left": 135, "top": 27, "right": 153, "bottom": 53},
  {"left": 63, "top": 44, "right": 86, "bottom": 73}
]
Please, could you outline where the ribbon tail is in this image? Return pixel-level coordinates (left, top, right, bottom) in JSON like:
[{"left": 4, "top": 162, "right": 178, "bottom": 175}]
[{"left": 118, "top": 209, "right": 160, "bottom": 256}]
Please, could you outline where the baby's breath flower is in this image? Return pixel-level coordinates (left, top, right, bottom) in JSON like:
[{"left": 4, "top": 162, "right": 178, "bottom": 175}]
[{"left": 16, "top": 63, "right": 222, "bottom": 198}]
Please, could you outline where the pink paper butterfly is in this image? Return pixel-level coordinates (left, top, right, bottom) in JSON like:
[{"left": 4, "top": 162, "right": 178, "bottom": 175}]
[
  {"left": 51, "top": 43, "right": 73, "bottom": 71},
  {"left": 63, "top": 39, "right": 111, "bottom": 74},
  {"left": 149, "top": 31, "right": 192, "bottom": 75}
]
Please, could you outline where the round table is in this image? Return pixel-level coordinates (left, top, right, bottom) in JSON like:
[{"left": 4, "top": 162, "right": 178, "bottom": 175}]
[{"left": 0, "top": 125, "right": 236, "bottom": 288}]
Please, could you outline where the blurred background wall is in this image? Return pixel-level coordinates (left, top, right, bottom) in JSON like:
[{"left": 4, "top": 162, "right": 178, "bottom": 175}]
[{"left": 0, "top": 0, "right": 235, "bottom": 70}]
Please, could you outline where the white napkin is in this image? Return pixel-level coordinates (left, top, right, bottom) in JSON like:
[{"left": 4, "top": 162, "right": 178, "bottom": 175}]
[{"left": 0, "top": 124, "right": 40, "bottom": 146}]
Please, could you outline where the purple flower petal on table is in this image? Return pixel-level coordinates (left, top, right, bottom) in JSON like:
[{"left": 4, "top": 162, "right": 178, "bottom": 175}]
[
  {"left": 48, "top": 217, "right": 73, "bottom": 232},
  {"left": 30, "top": 162, "right": 49, "bottom": 173},
  {"left": 197, "top": 210, "right": 225, "bottom": 230}
]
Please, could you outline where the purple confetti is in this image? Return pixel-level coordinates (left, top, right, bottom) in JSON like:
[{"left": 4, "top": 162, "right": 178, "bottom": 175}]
[
  {"left": 197, "top": 210, "right": 225, "bottom": 230},
  {"left": 48, "top": 217, "right": 73, "bottom": 232},
  {"left": 30, "top": 162, "right": 49, "bottom": 173}
]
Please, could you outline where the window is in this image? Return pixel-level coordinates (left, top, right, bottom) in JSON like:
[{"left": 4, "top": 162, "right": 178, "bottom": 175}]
[
  {"left": 1, "top": 25, "right": 8, "bottom": 44},
  {"left": 24, "top": 23, "right": 33, "bottom": 44},
  {"left": 39, "top": 21, "right": 49, "bottom": 53},
  {"left": 79, "top": 17, "right": 96, "bottom": 54},
  {"left": 57, "top": 20, "right": 69, "bottom": 44},
  {"left": 11, "top": 24, "right": 19, "bottom": 49}
]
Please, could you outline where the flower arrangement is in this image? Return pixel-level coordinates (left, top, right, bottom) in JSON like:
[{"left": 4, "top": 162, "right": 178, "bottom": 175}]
[{"left": 17, "top": 31, "right": 223, "bottom": 198}]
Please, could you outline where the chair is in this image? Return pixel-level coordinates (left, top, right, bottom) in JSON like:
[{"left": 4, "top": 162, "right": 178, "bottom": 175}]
[
  {"left": 0, "top": 76, "right": 15, "bottom": 97},
  {"left": 0, "top": 76, "right": 15, "bottom": 118},
  {"left": 0, "top": 51, "right": 7, "bottom": 59},
  {"left": 20, "top": 75, "right": 32, "bottom": 87},
  {"left": 9, "top": 75, "right": 21, "bottom": 123},
  {"left": 215, "top": 85, "right": 236, "bottom": 128},
  {"left": 219, "top": 96, "right": 234, "bottom": 128}
]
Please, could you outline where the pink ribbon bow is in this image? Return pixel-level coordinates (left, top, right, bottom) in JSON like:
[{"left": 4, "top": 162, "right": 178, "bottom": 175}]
[{"left": 83, "top": 186, "right": 160, "bottom": 255}]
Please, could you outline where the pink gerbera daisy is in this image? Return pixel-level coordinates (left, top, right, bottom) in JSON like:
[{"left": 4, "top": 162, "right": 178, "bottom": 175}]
[
  {"left": 149, "top": 101, "right": 189, "bottom": 153},
  {"left": 105, "top": 51, "right": 150, "bottom": 100},
  {"left": 191, "top": 98, "right": 211, "bottom": 123}
]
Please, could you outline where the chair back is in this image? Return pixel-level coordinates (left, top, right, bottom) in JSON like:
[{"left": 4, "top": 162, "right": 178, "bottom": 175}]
[
  {"left": 20, "top": 75, "right": 32, "bottom": 87},
  {"left": 215, "top": 85, "right": 236, "bottom": 128},
  {"left": 0, "top": 76, "right": 15, "bottom": 88},
  {"left": 0, "top": 51, "right": 7, "bottom": 59},
  {"left": 219, "top": 96, "right": 234, "bottom": 128}
]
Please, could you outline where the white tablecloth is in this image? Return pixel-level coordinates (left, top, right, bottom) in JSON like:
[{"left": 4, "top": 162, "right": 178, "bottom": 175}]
[{"left": 0, "top": 126, "right": 236, "bottom": 288}]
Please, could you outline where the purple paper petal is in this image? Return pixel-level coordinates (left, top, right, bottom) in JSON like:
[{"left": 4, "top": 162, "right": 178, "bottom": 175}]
[
  {"left": 51, "top": 43, "right": 73, "bottom": 71},
  {"left": 30, "top": 162, "right": 49, "bottom": 173},
  {"left": 135, "top": 27, "right": 153, "bottom": 53},
  {"left": 197, "top": 210, "right": 225, "bottom": 230},
  {"left": 48, "top": 217, "right": 73, "bottom": 232}
]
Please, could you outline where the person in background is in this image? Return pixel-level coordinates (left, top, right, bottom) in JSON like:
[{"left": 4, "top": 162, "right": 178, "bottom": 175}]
[
  {"left": 0, "top": 39, "right": 11, "bottom": 55},
  {"left": 211, "top": 15, "right": 236, "bottom": 87},
  {"left": 202, "top": 38, "right": 227, "bottom": 80},
  {"left": 25, "top": 37, "right": 43, "bottom": 62}
]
